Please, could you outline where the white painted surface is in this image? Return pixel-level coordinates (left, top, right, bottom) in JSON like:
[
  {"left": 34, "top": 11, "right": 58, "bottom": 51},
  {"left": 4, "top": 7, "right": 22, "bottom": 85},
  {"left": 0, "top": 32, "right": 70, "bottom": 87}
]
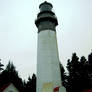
[
  {"left": 59, "top": 86, "right": 66, "bottom": 92},
  {"left": 37, "top": 30, "right": 66, "bottom": 92},
  {"left": 3, "top": 83, "right": 19, "bottom": 92}
]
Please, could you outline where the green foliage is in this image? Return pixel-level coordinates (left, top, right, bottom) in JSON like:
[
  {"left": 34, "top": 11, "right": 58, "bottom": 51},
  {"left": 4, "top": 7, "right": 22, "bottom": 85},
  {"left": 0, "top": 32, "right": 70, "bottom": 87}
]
[
  {"left": 25, "top": 74, "right": 36, "bottom": 92},
  {"left": 63, "top": 52, "right": 92, "bottom": 92},
  {"left": 88, "top": 52, "right": 92, "bottom": 64},
  {"left": 59, "top": 62, "right": 65, "bottom": 86},
  {"left": 5, "top": 61, "right": 18, "bottom": 77},
  {"left": 0, "top": 61, "right": 24, "bottom": 92},
  {"left": 0, "top": 59, "right": 4, "bottom": 73},
  {"left": 0, "top": 60, "right": 37, "bottom": 92}
]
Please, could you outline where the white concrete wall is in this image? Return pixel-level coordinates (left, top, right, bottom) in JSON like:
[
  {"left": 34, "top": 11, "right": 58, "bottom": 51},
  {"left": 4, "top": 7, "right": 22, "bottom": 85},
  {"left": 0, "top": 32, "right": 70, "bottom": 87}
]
[
  {"left": 3, "top": 84, "right": 19, "bottom": 92},
  {"left": 37, "top": 30, "right": 63, "bottom": 92}
]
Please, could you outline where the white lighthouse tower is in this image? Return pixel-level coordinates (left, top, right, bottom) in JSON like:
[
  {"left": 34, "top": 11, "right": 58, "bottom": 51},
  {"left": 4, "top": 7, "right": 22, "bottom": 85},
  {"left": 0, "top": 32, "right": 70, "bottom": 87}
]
[{"left": 35, "top": 1, "right": 66, "bottom": 92}]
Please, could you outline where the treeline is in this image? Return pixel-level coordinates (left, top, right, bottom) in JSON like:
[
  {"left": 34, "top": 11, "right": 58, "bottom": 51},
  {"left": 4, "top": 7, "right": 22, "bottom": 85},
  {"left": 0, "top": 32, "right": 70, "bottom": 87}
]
[
  {"left": 0, "top": 52, "right": 92, "bottom": 92},
  {"left": 0, "top": 61, "right": 36, "bottom": 92},
  {"left": 62, "top": 52, "right": 92, "bottom": 92}
]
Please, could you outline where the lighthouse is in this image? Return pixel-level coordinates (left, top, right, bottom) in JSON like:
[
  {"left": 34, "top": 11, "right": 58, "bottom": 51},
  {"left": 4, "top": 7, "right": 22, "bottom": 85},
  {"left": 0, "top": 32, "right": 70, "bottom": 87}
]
[{"left": 35, "top": 1, "right": 66, "bottom": 92}]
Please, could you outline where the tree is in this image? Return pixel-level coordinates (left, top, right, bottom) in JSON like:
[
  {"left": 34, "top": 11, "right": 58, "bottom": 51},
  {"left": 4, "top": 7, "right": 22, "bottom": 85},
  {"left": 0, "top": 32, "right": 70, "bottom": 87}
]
[
  {"left": 25, "top": 74, "right": 36, "bottom": 92},
  {"left": 59, "top": 62, "right": 66, "bottom": 86},
  {"left": 0, "top": 61, "right": 24, "bottom": 92},
  {"left": 88, "top": 52, "right": 92, "bottom": 64},
  {"left": 64, "top": 52, "right": 92, "bottom": 92},
  {"left": 64, "top": 53, "right": 86, "bottom": 92},
  {"left": 0, "top": 59, "right": 4, "bottom": 73}
]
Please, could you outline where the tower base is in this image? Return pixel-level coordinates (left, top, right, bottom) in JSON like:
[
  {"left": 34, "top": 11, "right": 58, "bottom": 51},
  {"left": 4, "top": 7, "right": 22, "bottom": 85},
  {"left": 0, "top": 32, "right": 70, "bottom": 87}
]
[
  {"left": 42, "top": 82, "right": 66, "bottom": 92},
  {"left": 59, "top": 86, "right": 66, "bottom": 92}
]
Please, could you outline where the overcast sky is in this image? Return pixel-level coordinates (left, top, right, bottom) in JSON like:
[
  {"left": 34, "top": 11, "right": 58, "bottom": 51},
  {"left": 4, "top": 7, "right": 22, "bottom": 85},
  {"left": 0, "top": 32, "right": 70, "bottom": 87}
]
[{"left": 0, "top": 0, "right": 92, "bottom": 80}]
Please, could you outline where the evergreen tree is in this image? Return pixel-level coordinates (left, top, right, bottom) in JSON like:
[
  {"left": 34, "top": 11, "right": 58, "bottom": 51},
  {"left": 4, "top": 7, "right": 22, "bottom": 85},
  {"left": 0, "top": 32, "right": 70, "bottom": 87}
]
[
  {"left": 25, "top": 74, "right": 36, "bottom": 92},
  {"left": 65, "top": 53, "right": 85, "bottom": 92},
  {"left": 0, "top": 61, "right": 24, "bottom": 92},
  {"left": 59, "top": 62, "right": 65, "bottom": 86},
  {"left": 64, "top": 52, "right": 92, "bottom": 92},
  {"left": 0, "top": 59, "right": 4, "bottom": 73},
  {"left": 31, "top": 74, "right": 36, "bottom": 92},
  {"left": 88, "top": 52, "right": 92, "bottom": 64}
]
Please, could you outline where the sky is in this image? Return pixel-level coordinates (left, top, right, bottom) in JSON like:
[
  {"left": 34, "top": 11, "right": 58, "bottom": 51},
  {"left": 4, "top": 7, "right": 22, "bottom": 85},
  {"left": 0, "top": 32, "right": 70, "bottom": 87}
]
[{"left": 0, "top": 0, "right": 92, "bottom": 80}]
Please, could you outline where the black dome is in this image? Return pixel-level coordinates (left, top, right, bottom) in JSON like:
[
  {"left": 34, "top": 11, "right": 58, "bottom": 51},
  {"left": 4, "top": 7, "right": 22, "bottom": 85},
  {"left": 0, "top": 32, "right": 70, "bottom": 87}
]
[{"left": 39, "top": 1, "right": 53, "bottom": 12}]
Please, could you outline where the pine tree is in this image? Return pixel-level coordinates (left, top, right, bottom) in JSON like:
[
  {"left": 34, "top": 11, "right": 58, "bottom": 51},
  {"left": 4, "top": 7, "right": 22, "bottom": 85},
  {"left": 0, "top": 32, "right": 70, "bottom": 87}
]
[
  {"left": 0, "top": 59, "right": 4, "bottom": 73},
  {"left": 25, "top": 74, "right": 36, "bottom": 92},
  {"left": 64, "top": 52, "right": 92, "bottom": 92},
  {"left": 0, "top": 61, "right": 24, "bottom": 92}
]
